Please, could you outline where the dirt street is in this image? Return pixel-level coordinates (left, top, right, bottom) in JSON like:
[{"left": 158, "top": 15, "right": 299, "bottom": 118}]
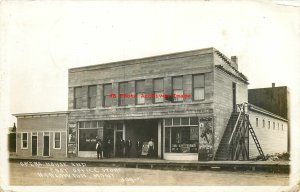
[{"left": 9, "top": 162, "right": 288, "bottom": 186}]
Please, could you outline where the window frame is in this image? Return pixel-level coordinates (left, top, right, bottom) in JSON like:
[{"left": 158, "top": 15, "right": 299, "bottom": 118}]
[
  {"left": 103, "top": 84, "right": 112, "bottom": 107},
  {"left": 192, "top": 74, "right": 205, "bottom": 101},
  {"left": 136, "top": 80, "right": 145, "bottom": 105},
  {"left": 88, "top": 85, "right": 97, "bottom": 108},
  {"left": 21, "top": 132, "right": 29, "bottom": 149},
  {"left": 154, "top": 78, "right": 164, "bottom": 103},
  {"left": 119, "top": 81, "right": 129, "bottom": 106},
  {"left": 53, "top": 132, "right": 61, "bottom": 149},
  {"left": 73, "top": 86, "right": 82, "bottom": 109},
  {"left": 172, "top": 76, "right": 184, "bottom": 103}
]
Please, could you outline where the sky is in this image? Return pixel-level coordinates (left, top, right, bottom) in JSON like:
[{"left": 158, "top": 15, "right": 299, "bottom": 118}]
[{"left": 0, "top": 0, "right": 299, "bottom": 124}]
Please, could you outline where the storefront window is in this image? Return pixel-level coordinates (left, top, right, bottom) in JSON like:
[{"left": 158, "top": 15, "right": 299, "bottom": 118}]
[{"left": 166, "top": 127, "right": 198, "bottom": 153}]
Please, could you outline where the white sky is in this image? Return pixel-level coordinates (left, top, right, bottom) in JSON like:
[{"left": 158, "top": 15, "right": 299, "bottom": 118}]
[{"left": 0, "top": 0, "right": 299, "bottom": 123}]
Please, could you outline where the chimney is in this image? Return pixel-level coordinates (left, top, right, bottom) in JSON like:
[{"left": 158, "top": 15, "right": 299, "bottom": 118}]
[
  {"left": 231, "top": 56, "right": 238, "bottom": 70},
  {"left": 272, "top": 83, "right": 275, "bottom": 88}
]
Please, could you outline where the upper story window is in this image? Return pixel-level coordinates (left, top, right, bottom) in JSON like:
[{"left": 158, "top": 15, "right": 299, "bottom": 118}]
[
  {"left": 136, "top": 80, "right": 145, "bottom": 105},
  {"left": 263, "top": 119, "right": 265, "bottom": 128},
  {"left": 256, "top": 118, "right": 258, "bottom": 127},
  {"left": 154, "top": 78, "right": 164, "bottom": 103},
  {"left": 193, "top": 74, "right": 205, "bottom": 101},
  {"left": 268, "top": 121, "right": 270, "bottom": 129},
  {"left": 273, "top": 122, "right": 275, "bottom": 130},
  {"left": 88, "top": 85, "right": 97, "bottom": 108},
  {"left": 74, "top": 87, "right": 82, "bottom": 109},
  {"left": 172, "top": 76, "right": 183, "bottom": 102},
  {"left": 281, "top": 124, "right": 284, "bottom": 131},
  {"left": 277, "top": 123, "right": 279, "bottom": 130},
  {"left": 103, "top": 84, "right": 112, "bottom": 107},
  {"left": 119, "top": 82, "right": 129, "bottom": 106},
  {"left": 21, "top": 133, "right": 28, "bottom": 149}
]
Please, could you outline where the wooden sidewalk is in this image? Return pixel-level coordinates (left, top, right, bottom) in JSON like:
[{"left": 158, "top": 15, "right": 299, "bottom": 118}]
[{"left": 9, "top": 156, "right": 289, "bottom": 173}]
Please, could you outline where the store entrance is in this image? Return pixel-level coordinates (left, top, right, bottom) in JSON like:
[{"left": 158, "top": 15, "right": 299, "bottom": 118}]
[{"left": 125, "top": 119, "right": 158, "bottom": 158}]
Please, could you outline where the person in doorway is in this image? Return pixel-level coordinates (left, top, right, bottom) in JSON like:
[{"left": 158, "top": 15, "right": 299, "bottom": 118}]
[
  {"left": 125, "top": 137, "right": 132, "bottom": 157},
  {"left": 116, "top": 138, "right": 122, "bottom": 157},
  {"left": 135, "top": 138, "right": 142, "bottom": 158},
  {"left": 96, "top": 139, "right": 103, "bottom": 159},
  {"left": 121, "top": 139, "right": 126, "bottom": 158},
  {"left": 106, "top": 139, "right": 112, "bottom": 158},
  {"left": 148, "top": 138, "right": 155, "bottom": 158}
]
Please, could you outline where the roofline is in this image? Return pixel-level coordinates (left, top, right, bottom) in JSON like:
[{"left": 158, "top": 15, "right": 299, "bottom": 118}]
[
  {"left": 13, "top": 111, "right": 69, "bottom": 117},
  {"left": 248, "top": 103, "right": 288, "bottom": 122},
  {"left": 249, "top": 86, "right": 288, "bottom": 90},
  {"left": 69, "top": 47, "right": 217, "bottom": 72}
]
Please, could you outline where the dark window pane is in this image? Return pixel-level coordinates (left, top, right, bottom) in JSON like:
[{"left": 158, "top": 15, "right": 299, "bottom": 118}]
[
  {"left": 22, "top": 133, "right": 27, "bottom": 140},
  {"left": 173, "top": 118, "right": 180, "bottom": 125},
  {"left": 79, "top": 122, "right": 84, "bottom": 128},
  {"left": 165, "top": 127, "right": 170, "bottom": 152},
  {"left": 74, "top": 87, "right": 82, "bottom": 98},
  {"left": 85, "top": 122, "right": 91, "bottom": 128},
  {"left": 104, "top": 96, "right": 112, "bottom": 107},
  {"left": 165, "top": 118, "right": 172, "bottom": 126},
  {"left": 92, "top": 121, "right": 97, "bottom": 128},
  {"left": 173, "top": 77, "right": 183, "bottom": 89},
  {"left": 136, "top": 80, "right": 145, "bottom": 93},
  {"left": 154, "top": 78, "right": 163, "bottom": 91},
  {"left": 104, "top": 84, "right": 112, "bottom": 96},
  {"left": 55, "top": 132, "right": 60, "bottom": 139},
  {"left": 190, "top": 117, "right": 198, "bottom": 125},
  {"left": 193, "top": 74, "right": 205, "bottom": 88},
  {"left": 88, "top": 85, "right": 97, "bottom": 96},
  {"left": 181, "top": 117, "right": 189, "bottom": 125}
]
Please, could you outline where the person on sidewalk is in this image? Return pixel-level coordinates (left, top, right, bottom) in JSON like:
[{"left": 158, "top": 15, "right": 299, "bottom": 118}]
[
  {"left": 148, "top": 138, "right": 155, "bottom": 158},
  {"left": 135, "top": 138, "right": 142, "bottom": 158},
  {"left": 96, "top": 140, "right": 103, "bottom": 159},
  {"left": 125, "top": 137, "right": 132, "bottom": 157}
]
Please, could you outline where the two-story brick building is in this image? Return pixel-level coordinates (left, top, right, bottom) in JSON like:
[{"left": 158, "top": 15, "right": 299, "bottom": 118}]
[{"left": 66, "top": 47, "right": 248, "bottom": 160}]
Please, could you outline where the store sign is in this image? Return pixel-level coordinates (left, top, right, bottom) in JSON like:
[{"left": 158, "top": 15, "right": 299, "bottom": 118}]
[{"left": 85, "top": 138, "right": 97, "bottom": 143}]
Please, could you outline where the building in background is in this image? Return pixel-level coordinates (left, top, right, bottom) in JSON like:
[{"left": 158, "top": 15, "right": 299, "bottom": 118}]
[
  {"left": 248, "top": 104, "right": 288, "bottom": 158},
  {"left": 248, "top": 84, "right": 290, "bottom": 151}
]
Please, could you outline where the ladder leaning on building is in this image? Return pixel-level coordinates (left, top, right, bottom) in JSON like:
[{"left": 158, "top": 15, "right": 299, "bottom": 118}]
[{"left": 215, "top": 102, "right": 266, "bottom": 161}]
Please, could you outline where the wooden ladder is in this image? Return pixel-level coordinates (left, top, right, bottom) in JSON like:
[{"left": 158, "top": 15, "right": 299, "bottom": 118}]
[{"left": 247, "top": 116, "right": 266, "bottom": 160}]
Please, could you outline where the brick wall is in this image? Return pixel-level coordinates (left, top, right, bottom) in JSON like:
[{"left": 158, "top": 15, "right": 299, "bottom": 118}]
[
  {"left": 68, "top": 51, "right": 215, "bottom": 120},
  {"left": 213, "top": 68, "right": 248, "bottom": 157},
  {"left": 248, "top": 110, "right": 288, "bottom": 158}
]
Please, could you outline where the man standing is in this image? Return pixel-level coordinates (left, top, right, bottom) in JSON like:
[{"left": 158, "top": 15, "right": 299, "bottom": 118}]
[
  {"left": 96, "top": 140, "right": 103, "bottom": 159},
  {"left": 106, "top": 139, "right": 112, "bottom": 158},
  {"left": 125, "top": 137, "right": 132, "bottom": 157},
  {"left": 135, "top": 138, "right": 142, "bottom": 158},
  {"left": 148, "top": 138, "right": 155, "bottom": 158}
]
